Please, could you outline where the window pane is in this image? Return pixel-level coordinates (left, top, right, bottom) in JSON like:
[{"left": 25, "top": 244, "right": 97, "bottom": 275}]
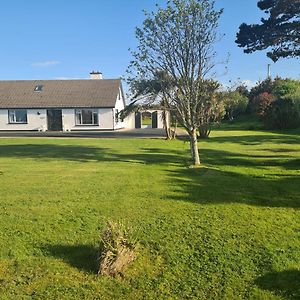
[
  {"left": 82, "top": 110, "right": 93, "bottom": 124},
  {"left": 75, "top": 110, "right": 81, "bottom": 125},
  {"left": 93, "top": 111, "right": 98, "bottom": 125},
  {"left": 15, "top": 110, "right": 27, "bottom": 123},
  {"left": 9, "top": 111, "right": 15, "bottom": 123}
]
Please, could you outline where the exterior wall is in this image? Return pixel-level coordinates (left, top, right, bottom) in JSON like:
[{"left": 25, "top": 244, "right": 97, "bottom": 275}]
[
  {"left": 0, "top": 108, "right": 117, "bottom": 131},
  {"left": 157, "top": 111, "right": 165, "bottom": 129},
  {"left": 143, "top": 110, "right": 167, "bottom": 129},
  {"left": 62, "top": 108, "right": 114, "bottom": 131},
  {"left": 124, "top": 113, "right": 136, "bottom": 129},
  {"left": 0, "top": 109, "right": 47, "bottom": 131},
  {"left": 113, "top": 88, "right": 126, "bottom": 130}
]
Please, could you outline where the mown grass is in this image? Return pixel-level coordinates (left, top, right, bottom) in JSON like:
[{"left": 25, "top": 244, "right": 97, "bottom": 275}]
[{"left": 0, "top": 124, "right": 299, "bottom": 299}]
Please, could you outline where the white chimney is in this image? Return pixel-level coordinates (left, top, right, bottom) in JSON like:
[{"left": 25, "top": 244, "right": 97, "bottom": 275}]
[{"left": 90, "top": 71, "right": 103, "bottom": 80}]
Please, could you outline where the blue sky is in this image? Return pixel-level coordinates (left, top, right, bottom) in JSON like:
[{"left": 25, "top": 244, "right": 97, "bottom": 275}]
[{"left": 0, "top": 0, "right": 299, "bottom": 89}]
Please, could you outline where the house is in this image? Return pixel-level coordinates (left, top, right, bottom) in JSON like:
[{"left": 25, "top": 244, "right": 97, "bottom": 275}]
[{"left": 0, "top": 72, "right": 126, "bottom": 131}]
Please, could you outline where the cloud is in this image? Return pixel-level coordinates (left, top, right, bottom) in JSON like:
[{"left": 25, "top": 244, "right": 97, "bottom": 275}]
[
  {"left": 31, "top": 60, "right": 61, "bottom": 67},
  {"left": 241, "top": 79, "right": 257, "bottom": 89}
]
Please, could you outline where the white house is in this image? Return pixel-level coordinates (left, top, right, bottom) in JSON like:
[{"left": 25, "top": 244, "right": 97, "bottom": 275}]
[{"left": 0, "top": 72, "right": 126, "bottom": 131}]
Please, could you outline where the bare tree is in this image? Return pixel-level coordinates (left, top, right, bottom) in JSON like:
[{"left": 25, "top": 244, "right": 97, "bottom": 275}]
[{"left": 128, "top": 0, "right": 223, "bottom": 165}]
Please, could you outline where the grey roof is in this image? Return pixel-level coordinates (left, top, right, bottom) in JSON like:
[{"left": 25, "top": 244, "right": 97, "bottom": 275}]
[{"left": 0, "top": 79, "right": 122, "bottom": 109}]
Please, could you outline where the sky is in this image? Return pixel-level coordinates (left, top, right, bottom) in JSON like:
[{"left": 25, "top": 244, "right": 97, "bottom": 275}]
[{"left": 0, "top": 0, "right": 299, "bottom": 90}]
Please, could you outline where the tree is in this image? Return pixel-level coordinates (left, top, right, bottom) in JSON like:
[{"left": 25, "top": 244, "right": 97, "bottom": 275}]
[
  {"left": 236, "top": 0, "right": 300, "bottom": 61},
  {"left": 128, "top": 70, "right": 177, "bottom": 140},
  {"left": 197, "top": 80, "right": 225, "bottom": 138},
  {"left": 222, "top": 91, "right": 248, "bottom": 121},
  {"left": 128, "top": 0, "right": 223, "bottom": 166}
]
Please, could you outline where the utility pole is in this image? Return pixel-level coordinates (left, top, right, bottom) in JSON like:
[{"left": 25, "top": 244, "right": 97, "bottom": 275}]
[{"left": 267, "top": 64, "right": 271, "bottom": 79}]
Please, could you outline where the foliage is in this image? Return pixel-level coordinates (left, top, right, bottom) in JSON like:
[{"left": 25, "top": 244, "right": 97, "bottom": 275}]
[
  {"left": 264, "top": 98, "right": 300, "bottom": 129},
  {"left": 125, "top": 70, "right": 177, "bottom": 140},
  {"left": 272, "top": 78, "right": 300, "bottom": 99},
  {"left": 128, "top": 0, "right": 224, "bottom": 165},
  {"left": 251, "top": 92, "right": 276, "bottom": 117},
  {"left": 0, "top": 131, "right": 299, "bottom": 299},
  {"left": 248, "top": 78, "right": 300, "bottom": 129},
  {"left": 222, "top": 91, "right": 249, "bottom": 121},
  {"left": 197, "top": 80, "right": 225, "bottom": 138},
  {"left": 236, "top": 0, "right": 300, "bottom": 61}
]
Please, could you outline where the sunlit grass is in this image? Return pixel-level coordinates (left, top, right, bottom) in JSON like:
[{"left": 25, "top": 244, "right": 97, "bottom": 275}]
[{"left": 0, "top": 124, "right": 299, "bottom": 299}]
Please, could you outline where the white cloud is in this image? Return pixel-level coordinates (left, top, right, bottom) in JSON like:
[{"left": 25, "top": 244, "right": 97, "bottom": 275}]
[
  {"left": 31, "top": 60, "right": 61, "bottom": 67},
  {"left": 241, "top": 79, "right": 257, "bottom": 89}
]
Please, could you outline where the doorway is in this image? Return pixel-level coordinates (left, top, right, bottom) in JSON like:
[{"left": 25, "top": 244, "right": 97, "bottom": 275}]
[{"left": 47, "top": 109, "right": 63, "bottom": 131}]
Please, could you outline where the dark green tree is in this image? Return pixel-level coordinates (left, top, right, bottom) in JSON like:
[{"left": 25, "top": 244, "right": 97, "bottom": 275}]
[{"left": 236, "top": 0, "right": 300, "bottom": 61}]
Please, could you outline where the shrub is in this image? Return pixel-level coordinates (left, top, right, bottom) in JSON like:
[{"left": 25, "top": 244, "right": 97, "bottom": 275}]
[
  {"left": 264, "top": 98, "right": 300, "bottom": 129},
  {"left": 223, "top": 91, "right": 249, "bottom": 121},
  {"left": 251, "top": 92, "right": 276, "bottom": 117},
  {"left": 198, "top": 94, "right": 225, "bottom": 138},
  {"left": 97, "top": 221, "right": 137, "bottom": 276},
  {"left": 272, "top": 79, "right": 300, "bottom": 100}
]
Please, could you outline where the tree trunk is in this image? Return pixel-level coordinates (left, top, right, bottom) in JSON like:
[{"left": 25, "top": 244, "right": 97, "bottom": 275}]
[
  {"left": 171, "top": 120, "right": 178, "bottom": 139},
  {"left": 189, "top": 129, "right": 200, "bottom": 166},
  {"left": 162, "top": 109, "right": 171, "bottom": 140}
]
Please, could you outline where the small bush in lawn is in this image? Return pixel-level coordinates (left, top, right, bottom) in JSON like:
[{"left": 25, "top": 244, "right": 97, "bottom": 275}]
[{"left": 97, "top": 221, "right": 137, "bottom": 276}]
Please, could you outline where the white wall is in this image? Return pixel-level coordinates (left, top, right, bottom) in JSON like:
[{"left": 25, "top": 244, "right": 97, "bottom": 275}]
[
  {"left": 124, "top": 113, "right": 136, "bottom": 129},
  {"left": 0, "top": 108, "right": 117, "bottom": 131},
  {"left": 113, "top": 88, "right": 126, "bottom": 130},
  {"left": 0, "top": 109, "right": 47, "bottom": 131}
]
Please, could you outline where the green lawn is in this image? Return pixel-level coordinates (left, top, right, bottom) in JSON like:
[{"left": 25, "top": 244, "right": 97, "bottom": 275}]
[{"left": 0, "top": 125, "right": 299, "bottom": 299}]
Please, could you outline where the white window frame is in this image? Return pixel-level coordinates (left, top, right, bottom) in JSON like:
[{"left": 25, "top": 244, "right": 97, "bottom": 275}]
[
  {"left": 75, "top": 109, "right": 99, "bottom": 126},
  {"left": 8, "top": 109, "right": 28, "bottom": 124}
]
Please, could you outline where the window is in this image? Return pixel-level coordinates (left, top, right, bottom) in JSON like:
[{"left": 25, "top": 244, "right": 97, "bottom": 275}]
[
  {"left": 8, "top": 110, "right": 28, "bottom": 124},
  {"left": 75, "top": 109, "right": 99, "bottom": 125},
  {"left": 34, "top": 85, "right": 44, "bottom": 92}
]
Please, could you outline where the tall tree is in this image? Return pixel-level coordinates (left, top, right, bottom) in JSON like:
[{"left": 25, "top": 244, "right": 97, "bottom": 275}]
[
  {"left": 128, "top": 0, "right": 223, "bottom": 166},
  {"left": 236, "top": 0, "right": 300, "bottom": 62}
]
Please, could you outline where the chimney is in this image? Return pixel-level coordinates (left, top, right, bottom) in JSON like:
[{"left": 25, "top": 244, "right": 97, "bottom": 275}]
[{"left": 90, "top": 71, "right": 103, "bottom": 80}]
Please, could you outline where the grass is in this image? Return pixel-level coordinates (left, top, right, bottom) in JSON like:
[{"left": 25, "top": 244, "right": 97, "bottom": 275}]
[{"left": 0, "top": 123, "right": 299, "bottom": 299}]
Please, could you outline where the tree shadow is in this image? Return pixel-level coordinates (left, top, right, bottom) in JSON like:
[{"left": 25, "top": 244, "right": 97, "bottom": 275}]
[
  {"left": 42, "top": 244, "right": 98, "bottom": 274},
  {"left": 201, "top": 148, "right": 300, "bottom": 171},
  {"left": 206, "top": 134, "right": 300, "bottom": 145},
  {"left": 0, "top": 144, "right": 187, "bottom": 165},
  {"left": 0, "top": 141, "right": 299, "bottom": 208},
  {"left": 255, "top": 270, "right": 300, "bottom": 299},
  {"left": 167, "top": 165, "right": 300, "bottom": 208}
]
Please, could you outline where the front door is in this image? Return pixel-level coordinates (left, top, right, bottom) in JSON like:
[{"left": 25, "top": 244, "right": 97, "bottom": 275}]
[{"left": 47, "top": 109, "right": 63, "bottom": 131}]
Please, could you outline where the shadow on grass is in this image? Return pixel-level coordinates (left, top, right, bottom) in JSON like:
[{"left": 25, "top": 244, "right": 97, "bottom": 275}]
[
  {"left": 42, "top": 244, "right": 98, "bottom": 274},
  {"left": 167, "top": 166, "right": 300, "bottom": 208},
  {"left": 0, "top": 144, "right": 187, "bottom": 165},
  {"left": 206, "top": 134, "right": 300, "bottom": 145},
  {"left": 255, "top": 270, "right": 300, "bottom": 299},
  {"left": 0, "top": 133, "right": 299, "bottom": 208}
]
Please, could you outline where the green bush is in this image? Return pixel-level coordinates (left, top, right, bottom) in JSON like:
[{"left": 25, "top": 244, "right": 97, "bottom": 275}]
[
  {"left": 223, "top": 91, "right": 249, "bottom": 121},
  {"left": 249, "top": 78, "right": 300, "bottom": 129},
  {"left": 264, "top": 98, "right": 300, "bottom": 129}
]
